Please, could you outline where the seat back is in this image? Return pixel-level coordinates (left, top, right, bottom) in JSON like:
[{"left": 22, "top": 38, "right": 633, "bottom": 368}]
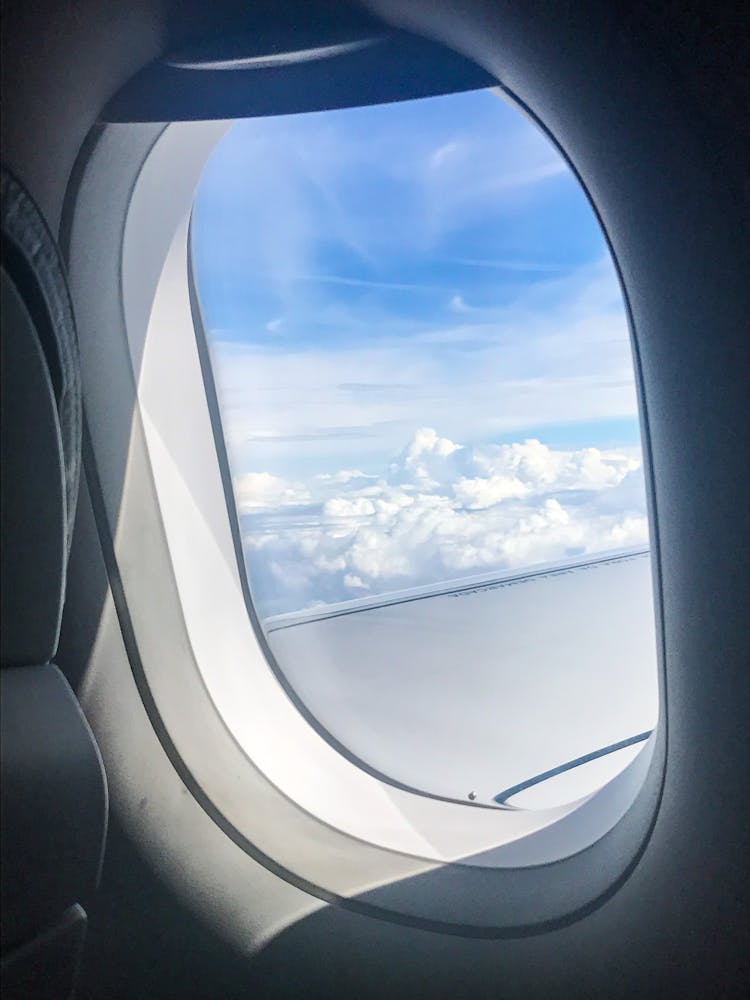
[{"left": 1, "top": 167, "right": 107, "bottom": 1000}]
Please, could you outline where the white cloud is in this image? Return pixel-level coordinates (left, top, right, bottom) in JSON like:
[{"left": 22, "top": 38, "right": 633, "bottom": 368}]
[
  {"left": 388, "top": 427, "right": 464, "bottom": 489},
  {"left": 236, "top": 429, "right": 649, "bottom": 617},
  {"left": 234, "top": 471, "right": 310, "bottom": 512},
  {"left": 453, "top": 473, "right": 528, "bottom": 508},
  {"left": 324, "top": 496, "right": 377, "bottom": 518},
  {"left": 314, "top": 469, "right": 374, "bottom": 484},
  {"left": 429, "top": 140, "right": 461, "bottom": 171}
]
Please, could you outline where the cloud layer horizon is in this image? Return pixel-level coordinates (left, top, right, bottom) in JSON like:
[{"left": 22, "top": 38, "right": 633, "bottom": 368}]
[{"left": 237, "top": 427, "right": 649, "bottom": 618}]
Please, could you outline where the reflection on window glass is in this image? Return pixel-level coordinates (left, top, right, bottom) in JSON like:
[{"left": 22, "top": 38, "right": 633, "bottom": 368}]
[{"left": 192, "top": 88, "right": 658, "bottom": 810}]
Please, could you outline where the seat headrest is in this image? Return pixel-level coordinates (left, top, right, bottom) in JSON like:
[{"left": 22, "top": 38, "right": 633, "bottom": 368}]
[{"left": 1, "top": 168, "right": 81, "bottom": 666}]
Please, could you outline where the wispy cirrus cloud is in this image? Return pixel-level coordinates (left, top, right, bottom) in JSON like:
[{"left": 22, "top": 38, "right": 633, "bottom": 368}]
[{"left": 444, "top": 256, "right": 566, "bottom": 273}]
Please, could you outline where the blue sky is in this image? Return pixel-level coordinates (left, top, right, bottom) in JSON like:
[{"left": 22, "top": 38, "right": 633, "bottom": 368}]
[
  {"left": 191, "top": 88, "right": 647, "bottom": 615},
  {"left": 193, "top": 88, "right": 603, "bottom": 344}
]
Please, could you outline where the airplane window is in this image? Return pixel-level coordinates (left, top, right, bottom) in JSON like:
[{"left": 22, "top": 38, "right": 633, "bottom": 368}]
[{"left": 190, "top": 87, "right": 659, "bottom": 810}]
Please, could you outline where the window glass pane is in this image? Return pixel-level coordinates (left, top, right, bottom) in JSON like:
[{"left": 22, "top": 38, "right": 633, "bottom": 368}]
[{"left": 192, "top": 88, "right": 658, "bottom": 809}]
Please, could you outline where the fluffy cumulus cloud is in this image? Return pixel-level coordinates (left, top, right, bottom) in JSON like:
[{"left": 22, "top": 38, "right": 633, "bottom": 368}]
[
  {"left": 238, "top": 429, "right": 649, "bottom": 618},
  {"left": 234, "top": 471, "right": 310, "bottom": 512}
]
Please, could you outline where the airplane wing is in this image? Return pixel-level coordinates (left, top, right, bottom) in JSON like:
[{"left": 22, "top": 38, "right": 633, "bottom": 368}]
[{"left": 263, "top": 547, "right": 658, "bottom": 808}]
